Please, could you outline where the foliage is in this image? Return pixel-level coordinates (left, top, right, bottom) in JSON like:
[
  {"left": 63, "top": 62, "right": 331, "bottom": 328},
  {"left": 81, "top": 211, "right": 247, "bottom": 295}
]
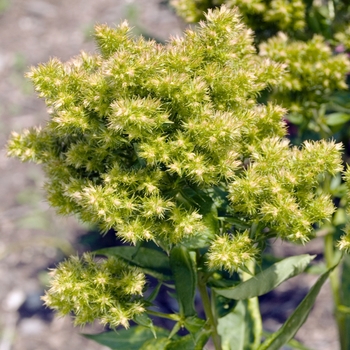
[{"left": 7, "top": 6, "right": 350, "bottom": 350}]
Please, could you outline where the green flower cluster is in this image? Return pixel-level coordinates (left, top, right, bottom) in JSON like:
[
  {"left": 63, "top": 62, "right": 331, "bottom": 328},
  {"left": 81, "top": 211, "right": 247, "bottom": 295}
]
[
  {"left": 7, "top": 7, "right": 344, "bottom": 269},
  {"left": 42, "top": 253, "right": 145, "bottom": 327},
  {"left": 208, "top": 231, "right": 258, "bottom": 273},
  {"left": 338, "top": 166, "right": 350, "bottom": 253},
  {"left": 260, "top": 33, "right": 350, "bottom": 124},
  {"left": 172, "top": 1, "right": 350, "bottom": 134},
  {"left": 335, "top": 25, "right": 350, "bottom": 50},
  {"left": 228, "top": 138, "right": 342, "bottom": 242},
  {"left": 171, "top": 0, "right": 305, "bottom": 32}
]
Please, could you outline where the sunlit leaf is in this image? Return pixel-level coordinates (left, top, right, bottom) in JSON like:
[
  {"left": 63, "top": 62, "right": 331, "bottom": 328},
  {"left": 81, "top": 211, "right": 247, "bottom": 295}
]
[
  {"left": 218, "top": 300, "right": 259, "bottom": 350},
  {"left": 326, "top": 112, "right": 350, "bottom": 126},
  {"left": 258, "top": 258, "right": 341, "bottom": 350},
  {"left": 214, "top": 254, "right": 315, "bottom": 300},
  {"left": 170, "top": 245, "right": 197, "bottom": 317}
]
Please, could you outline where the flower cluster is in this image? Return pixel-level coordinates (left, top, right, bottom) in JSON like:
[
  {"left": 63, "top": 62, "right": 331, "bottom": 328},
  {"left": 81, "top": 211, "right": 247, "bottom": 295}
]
[
  {"left": 335, "top": 25, "right": 350, "bottom": 50},
  {"left": 42, "top": 253, "right": 146, "bottom": 328},
  {"left": 7, "top": 7, "right": 344, "bottom": 271},
  {"left": 171, "top": 0, "right": 305, "bottom": 32},
  {"left": 172, "top": 1, "right": 350, "bottom": 133},
  {"left": 208, "top": 231, "right": 258, "bottom": 273},
  {"left": 260, "top": 33, "right": 350, "bottom": 123},
  {"left": 228, "top": 138, "right": 343, "bottom": 243},
  {"left": 338, "top": 166, "right": 350, "bottom": 253},
  {"left": 8, "top": 7, "right": 283, "bottom": 247}
]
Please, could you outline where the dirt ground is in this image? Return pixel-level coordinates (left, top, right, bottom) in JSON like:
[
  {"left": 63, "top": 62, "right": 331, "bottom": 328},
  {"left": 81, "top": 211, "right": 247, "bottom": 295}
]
[{"left": 0, "top": 1, "right": 341, "bottom": 349}]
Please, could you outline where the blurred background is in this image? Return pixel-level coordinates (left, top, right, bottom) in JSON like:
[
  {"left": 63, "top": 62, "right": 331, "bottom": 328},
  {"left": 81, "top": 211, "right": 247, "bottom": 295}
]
[{"left": 0, "top": 1, "right": 340, "bottom": 349}]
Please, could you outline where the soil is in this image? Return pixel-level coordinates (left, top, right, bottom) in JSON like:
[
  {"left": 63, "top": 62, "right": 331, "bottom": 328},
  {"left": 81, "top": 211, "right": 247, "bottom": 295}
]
[{"left": 0, "top": 1, "right": 340, "bottom": 349}]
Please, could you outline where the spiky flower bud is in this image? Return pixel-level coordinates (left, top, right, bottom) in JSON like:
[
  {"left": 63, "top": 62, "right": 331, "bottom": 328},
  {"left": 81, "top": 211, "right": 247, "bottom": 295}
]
[
  {"left": 207, "top": 231, "right": 259, "bottom": 273},
  {"left": 42, "top": 253, "right": 145, "bottom": 328}
]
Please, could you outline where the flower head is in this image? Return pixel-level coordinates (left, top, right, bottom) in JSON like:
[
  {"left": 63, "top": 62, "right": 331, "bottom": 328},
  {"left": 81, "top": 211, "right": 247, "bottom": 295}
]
[{"left": 42, "top": 253, "right": 146, "bottom": 328}]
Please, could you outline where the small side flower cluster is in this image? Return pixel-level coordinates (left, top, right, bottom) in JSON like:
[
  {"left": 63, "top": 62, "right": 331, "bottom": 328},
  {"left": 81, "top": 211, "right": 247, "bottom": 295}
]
[
  {"left": 170, "top": 0, "right": 225, "bottom": 23},
  {"left": 335, "top": 25, "right": 350, "bottom": 50},
  {"left": 260, "top": 33, "right": 350, "bottom": 122},
  {"left": 42, "top": 253, "right": 146, "bottom": 328},
  {"left": 172, "top": 0, "right": 305, "bottom": 32},
  {"left": 337, "top": 166, "right": 350, "bottom": 253},
  {"left": 228, "top": 138, "right": 343, "bottom": 242},
  {"left": 207, "top": 231, "right": 258, "bottom": 273}
]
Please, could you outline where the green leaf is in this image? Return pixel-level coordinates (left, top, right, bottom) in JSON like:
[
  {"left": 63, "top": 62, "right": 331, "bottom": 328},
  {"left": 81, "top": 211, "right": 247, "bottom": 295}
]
[
  {"left": 140, "top": 337, "right": 170, "bottom": 350},
  {"left": 208, "top": 270, "right": 240, "bottom": 289},
  {"left": 258, "top": 258, "right": 341, "bottom": 350},
  {"left": 169, "top": 245, "right": 197, "bottom": 317},
  {"left": 134, "top": 313, "right": 156, "bottom": 338},
  {"left": 218, "top": 300, "right": 259, "bottom": 350},
  {"left": 181, "top": 228, "right": 213, "bottom": 249},
  {"left": 214, "top": 293, "right": 238, "bottom": 318},
  {"left": 183, "top": 316, "right": 206, "bottom": 334},
  {"left": 214, "top": 254, "right": 315, "bottom": 300},
  {"left": 83, "top": 326, "right": 169, "bottom": 350},
  {"left": 304, "top": 262, "right": 327, "bottom": 275},
  {"left": 165, "top": 331, "right": 211, "bottom": 350},
  {"left": 168, "top": 322, "right": 181, "bottom": 339},
  {"left": 219, "top": 216, "right": 251, "bottom": 230},
  {"left": 179, "top": 187, "right": 218, "bottom": 249},
  {"left": 262, "top": 331, "right": 313, "bottom": 350},
  {"left": 329, "top": 92, "right": 350, "bottom": 112},
  {"left": 146, "top": 281, "right": 163, "bottom": 302},
  {"left": 286, "top": 113, "right": 304, "bottom": 125},
  {"left": 96, "top": 246, "right": 172, "bottom": 280},
  {"left": 326, "top": 113, "right": 350, "bottom": 126},
  {"left": 333, "top": 207, "right": 347, "bottom": 226}
]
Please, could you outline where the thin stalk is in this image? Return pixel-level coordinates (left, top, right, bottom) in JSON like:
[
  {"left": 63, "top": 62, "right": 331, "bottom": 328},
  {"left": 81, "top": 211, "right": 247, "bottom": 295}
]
[
  {"left": 324, "top": 233, "right": 345, "bottom": 349},
  {"left": 146, "top": 309, "right": 180, "bottom": 321},
  {"left": 242, "top": 260, "right": 262, "bottom": 347},
  {"left": 197, "top": 270, "right": 222, "bottom": 350}
]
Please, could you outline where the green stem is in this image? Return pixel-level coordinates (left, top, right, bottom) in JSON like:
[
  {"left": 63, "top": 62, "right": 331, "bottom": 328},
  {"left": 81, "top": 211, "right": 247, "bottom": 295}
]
[
  {"left": 324, "top": 233, "right": 345, "bottom": 349},
  {"left": 146, "top": 309, "right": 180, "bottom": 321},
  {"left": 242, "top": 260, "right": 262, "bottom": 348},
  {"left": 197, "top": 270, "right": 222, "bottom": 350}
]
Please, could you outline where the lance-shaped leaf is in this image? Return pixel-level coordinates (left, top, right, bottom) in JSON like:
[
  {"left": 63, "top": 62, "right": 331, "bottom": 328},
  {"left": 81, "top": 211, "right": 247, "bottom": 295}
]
[
  {"left": 214, "top": 254, "right": 315, "bottom": 300},
  {"left": 218, "top": 299, "right": 260, "bottom": 350},
  {"left": 326, "top": 112, "right": 350, "bottom": 126},
  {"left": 96, "top": 246, "right": 172, "bottom": 280},
  {"left": 258, "top": 257, "right": 341, "bottom": 350},
  {"left": 170, "top": 245, "right": 197, "bottom": 317},
  {"left": 83, "top": 326, "right": 169, "bottom": 350},
  {"left": 134, "top": 313, "right": 156, "bottom": 338}
]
